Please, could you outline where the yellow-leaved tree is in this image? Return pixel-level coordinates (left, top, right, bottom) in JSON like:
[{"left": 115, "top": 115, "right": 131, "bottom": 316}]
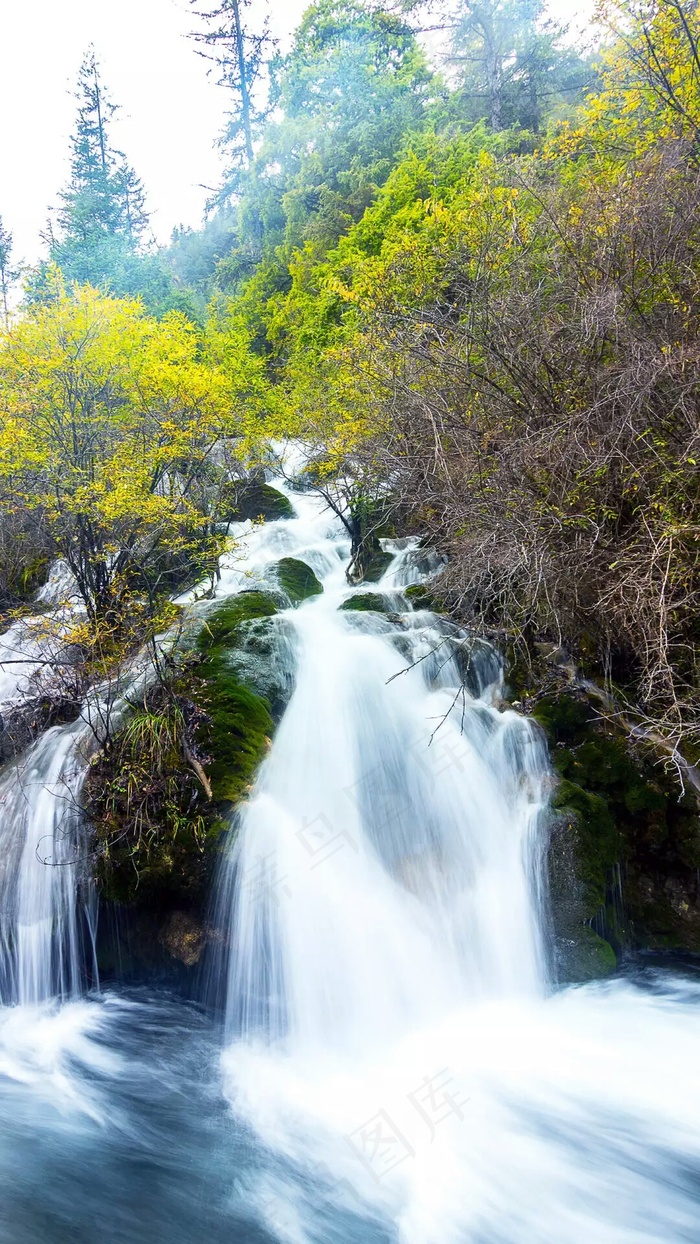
[{"left": 0, "top": 282, "right": 266, "bottom": 626}]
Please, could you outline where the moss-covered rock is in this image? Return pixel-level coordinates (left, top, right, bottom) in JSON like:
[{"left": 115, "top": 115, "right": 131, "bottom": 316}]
[
  {"left": 218, "top": 478, "right": 294, "bottom": 523},
  {"left": 86, "top": 692, "right": 217, "bottom": 908},
  {"left": 404, "top": 583, "right": 437, "bottom": 610},
  {"left": 197, "top": 590, "right": 279, "bottom": 647},
  {"left": 195, "top": 592, "right": 277, "bottom": 805},
  {"left": 275, "top": 557, "right": 323, "bottom": 604},
  {"left": 533, "top": 687, "right": 700, "bottom": 958},
  {"left": 557, "top": 926, "right": 617, "bottom": 983},
  {"left": 340, "top": 593, "right": 391, "bottom": 613},
  {"left": 87, "top": 590, "right": 282, "bottom": 909},
  {"left": 550, "top": 778, "right": 622, "bottom": 915},
  {"left": 360, "top": 549, "right": 394, "bottom": 583}
]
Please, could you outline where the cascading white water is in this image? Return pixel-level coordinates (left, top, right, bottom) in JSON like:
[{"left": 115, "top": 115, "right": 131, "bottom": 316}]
[
  {"left": 224, "top": 578, "right": 550, "bottom": 1049},
  {"left": 0, "top": 720, "right": 93, "bottom": 1005}
]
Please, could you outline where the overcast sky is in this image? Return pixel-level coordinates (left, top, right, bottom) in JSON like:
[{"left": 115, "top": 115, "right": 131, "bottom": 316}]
[{"left": 0, "top": 0, "right": 594, "bottom": 268}]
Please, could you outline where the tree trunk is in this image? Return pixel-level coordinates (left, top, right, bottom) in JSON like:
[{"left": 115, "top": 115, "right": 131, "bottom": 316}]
[{"left": 232, "top": 0, "right": 254, "bottom": 164}]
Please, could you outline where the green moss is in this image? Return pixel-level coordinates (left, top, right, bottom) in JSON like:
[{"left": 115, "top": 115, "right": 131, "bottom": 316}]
[
  {"left": 404, "top": 583, "right": 436, "bottom": 610},
  {"left": 552, "top": 778, "right": 622, "bottom": 913},
  {"left": 87, "top": 696, "right": 215, "bottom": 908},
  {"left": 218, "top": 479, "right": 294, "bottom": 523},
  {"left": 88, "top": 590, "right": 282, "bottom": 908},
  {"left": 537, "top": 688, "right": 700, "bottom": 954},
  {"left": 533, "top": 694, "right": 595, "bottom": 745},
  {"left": 196, "top": 590, "right": 279, "bottom": 650},
  {"left": 195, "top": 592, "right": 277, "bottom": 804},
  {"left": 275, "top": 557, "right": 323, "bottom": 603},
  {"left": 559, "top": 926, "right": 617, "bottom": 983},
  {"left": 18, "top": 555, "right": 50, "bottom": 599},
  {"left": 196, "top": 675, "right": 273, "bottom": 805},
  {"left": 340, "top": 592, "right": 391, "bottom": 613}
]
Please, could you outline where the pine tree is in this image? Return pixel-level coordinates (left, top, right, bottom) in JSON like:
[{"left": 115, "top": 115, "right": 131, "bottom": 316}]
[
  {"left": 449, "top": 0, "right": 590, "bottom": 131},
  {"left": 0, "top": 218, "right": 16, "bottom": 328},
  {"left": 51, "top": 48, "right": 150, "bottom": 286},
  {"left": 190, "top": 0, "right": 276, "bottom": 200}
]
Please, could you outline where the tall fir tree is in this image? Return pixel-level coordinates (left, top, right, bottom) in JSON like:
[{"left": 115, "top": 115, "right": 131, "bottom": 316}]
[{"left": 49, "top": 48, "right": 150, "bottom": 287}]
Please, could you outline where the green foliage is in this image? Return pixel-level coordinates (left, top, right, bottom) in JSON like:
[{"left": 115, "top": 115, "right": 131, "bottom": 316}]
[
  {"left": 87, "top": 692, "right": 214, "bottom": 907},
  {"left": 275, "top": 557, "right": 324, "bottom": 603},
  {"left": 262, "top": 1, "right": 700, "bottom": 772}
]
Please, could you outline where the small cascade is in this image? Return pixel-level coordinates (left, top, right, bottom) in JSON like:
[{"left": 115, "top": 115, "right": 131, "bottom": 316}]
[{"left": 0, "top": 719, "right": 95, "bottom": 1005}]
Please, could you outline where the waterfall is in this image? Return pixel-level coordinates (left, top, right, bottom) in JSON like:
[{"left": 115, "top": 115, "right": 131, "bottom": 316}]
[
  {"left": 213, "top": 478, "right": 551, "bottom": 1048},
  {"left": 0, "top": 467, "right": 699, "bottom": 1243},
  {"left": 224, "top": 594, "right": 550, "bottom": 1049},
  {"left": 205, "top": 474, "right": 569, "bottom": 1236},
  {"left": 0, "top": 719, "right": 95, "bottom": 1005}
]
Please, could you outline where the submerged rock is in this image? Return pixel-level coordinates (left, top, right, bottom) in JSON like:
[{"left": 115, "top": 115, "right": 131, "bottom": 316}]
[{"left": 556, "top": 926, "right": 617, "bottom": 983}]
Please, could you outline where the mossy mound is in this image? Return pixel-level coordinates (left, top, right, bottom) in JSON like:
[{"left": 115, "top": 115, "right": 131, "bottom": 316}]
[
  {"left": 340, "top": 593, "right": 391, "bottom": 613},
  {"left": 218, "top": 479, "right": 293, "bottom": 523},
  {"left": 87, "top": 590, "right": 282, "bottom": 909},
  {"left": 275, "top": 557, "right": 323, "bottom": 604},
  {"left": 195, "top": 592, "right": 277, "bottom": 804},
  {"left": 86, "top": 691, "right": 221, "bottom": 908},
  {"left": 197, "top": 590, "right": 279, "bottom": 647}
]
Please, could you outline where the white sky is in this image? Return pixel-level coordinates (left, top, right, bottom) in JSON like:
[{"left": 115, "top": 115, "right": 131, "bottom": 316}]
[{"left": 0, "top": 0, "right": 595, "bottom": 268}]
